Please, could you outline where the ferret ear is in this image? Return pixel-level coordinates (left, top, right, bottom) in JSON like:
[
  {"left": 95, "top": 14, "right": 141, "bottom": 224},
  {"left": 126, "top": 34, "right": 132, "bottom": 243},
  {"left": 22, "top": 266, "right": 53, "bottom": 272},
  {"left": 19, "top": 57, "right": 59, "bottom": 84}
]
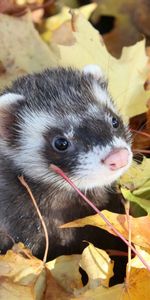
[
  {"left": 0, "top": 93, "right": 24, "bottom": 108},
  {"left": 82, "top": 64, "right": 104, "bottom": 79},
  {"left": 0, "top": 93, "right": 24, "bottom": 139}
]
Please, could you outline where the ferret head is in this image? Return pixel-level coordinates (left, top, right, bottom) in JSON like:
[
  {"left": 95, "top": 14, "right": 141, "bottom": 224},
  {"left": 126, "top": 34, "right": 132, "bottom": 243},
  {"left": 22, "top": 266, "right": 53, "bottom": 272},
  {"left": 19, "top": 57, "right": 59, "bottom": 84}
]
[{"left": 0, "top": 66, "right": 132, "bottom": 191}]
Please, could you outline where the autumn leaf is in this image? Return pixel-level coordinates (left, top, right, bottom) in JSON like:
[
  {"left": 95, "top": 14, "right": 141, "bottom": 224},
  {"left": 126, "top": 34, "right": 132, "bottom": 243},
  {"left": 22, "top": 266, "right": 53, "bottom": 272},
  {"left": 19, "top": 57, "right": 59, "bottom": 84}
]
[
  {"left": 49, "top": 13, "right": 150, "bottom": 118},
  {"left": 120, "top": 157, "right": 150, "bottom": 191},
  {"left": 80, "top": 243, "right": 114, "bottom": 289},
  {"left": 0, "top": 2, "right": 150, "bottom": 299},
  {"left": 42, "top": 3, "right": 97, "bottom": 43},
  {"left": 60, "top": 210, "right": 150, "bottom": 249},
  {"left": 44, "top": 268, "right": 71, "bottom": 300},
  {"left": 90, "top": 0, "right": 142, "bottom": 58},
  {"left": 0, "top": 13, "right": 57, "bottom": 91},
  {"left": 0, "top": 12, "right": 149, "bottom": 119},
  {"left": 120, "top": 157, "right": 150, "bottom": 208},
  {"left": 0, "top": 243, "right": 46, "bottom": 300},
  {"left": 46, "top": 254, "right": 82, "bottom": 293}
]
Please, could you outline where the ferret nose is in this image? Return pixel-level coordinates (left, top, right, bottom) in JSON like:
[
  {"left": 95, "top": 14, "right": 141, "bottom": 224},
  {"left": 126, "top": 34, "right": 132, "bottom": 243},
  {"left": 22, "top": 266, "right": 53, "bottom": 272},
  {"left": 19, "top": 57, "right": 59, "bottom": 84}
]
[{"left": 103, "top": 148, "right": 129, "bottom": 171}]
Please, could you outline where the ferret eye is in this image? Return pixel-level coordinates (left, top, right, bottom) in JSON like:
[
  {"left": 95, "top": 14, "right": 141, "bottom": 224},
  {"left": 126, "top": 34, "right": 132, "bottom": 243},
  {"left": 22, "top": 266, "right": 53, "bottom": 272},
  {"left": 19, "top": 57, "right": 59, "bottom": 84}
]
[
  {"left": 53, "top": 137, "right": 69, "bottom": 151},
  {"left": 112, "top": 117, "right": 119, "bottom": 128}
]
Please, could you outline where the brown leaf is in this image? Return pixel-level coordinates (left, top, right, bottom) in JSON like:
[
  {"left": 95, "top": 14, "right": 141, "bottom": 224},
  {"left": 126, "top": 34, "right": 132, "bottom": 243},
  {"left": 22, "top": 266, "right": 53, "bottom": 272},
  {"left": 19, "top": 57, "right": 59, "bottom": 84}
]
[
  {"left": 44, "top": 268, "right": 72, "bottom": 300},
  {"left": 130, "top": 110, "right": 150, "bottom": 151},
  {"left": 90, "top": 0, "right": 142, "bottom": 58},
  {"left": 0, "top": 0, "right": 28, "bottom": 16}
]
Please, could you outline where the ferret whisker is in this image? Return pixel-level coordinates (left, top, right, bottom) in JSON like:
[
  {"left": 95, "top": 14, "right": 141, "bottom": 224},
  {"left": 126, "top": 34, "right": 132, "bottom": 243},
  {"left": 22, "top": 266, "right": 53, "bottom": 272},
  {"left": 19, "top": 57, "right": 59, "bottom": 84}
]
[{"left": 103, "top": 185, "right": 119, "bottom": 195}]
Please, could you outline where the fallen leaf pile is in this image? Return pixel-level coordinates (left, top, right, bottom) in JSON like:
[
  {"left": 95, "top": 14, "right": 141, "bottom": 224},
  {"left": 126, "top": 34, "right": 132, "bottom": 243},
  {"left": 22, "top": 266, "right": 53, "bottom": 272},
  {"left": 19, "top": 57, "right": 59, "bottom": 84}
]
[{"left": 0, "top": 0, "right": 150, "bottom": 299}]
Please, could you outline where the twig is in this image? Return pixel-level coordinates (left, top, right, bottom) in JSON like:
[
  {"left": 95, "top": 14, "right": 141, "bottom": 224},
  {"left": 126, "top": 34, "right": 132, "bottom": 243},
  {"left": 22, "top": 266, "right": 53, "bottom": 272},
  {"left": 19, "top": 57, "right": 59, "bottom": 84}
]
[
  {"left": 133, "top": 149, "right": 150, "bottom": 154},
  {"left": 125, "top": 201, "right": 132, "bottom": 285},
  {"left": 69, "top": 9, "right": 76, "bottom": 32},
  {"left": 131, "top": 129, "right": 150, "bottom": 138},
  {"left": 18, "top": 176, "right": 49, "bottom": 264}
]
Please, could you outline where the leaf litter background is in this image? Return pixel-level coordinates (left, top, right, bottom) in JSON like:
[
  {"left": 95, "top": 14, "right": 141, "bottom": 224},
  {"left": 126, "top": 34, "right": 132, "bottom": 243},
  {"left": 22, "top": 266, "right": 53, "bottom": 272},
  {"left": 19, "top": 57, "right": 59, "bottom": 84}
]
[{"left": 0, "top": 0, "right": 150, "bottom": 299}]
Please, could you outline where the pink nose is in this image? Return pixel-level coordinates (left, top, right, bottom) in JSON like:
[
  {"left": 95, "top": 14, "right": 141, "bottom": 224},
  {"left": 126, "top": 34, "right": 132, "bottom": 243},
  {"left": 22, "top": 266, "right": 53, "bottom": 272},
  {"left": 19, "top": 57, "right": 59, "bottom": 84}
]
[{"left": 103, "top": 148, "right": 129, "bottom": 171}]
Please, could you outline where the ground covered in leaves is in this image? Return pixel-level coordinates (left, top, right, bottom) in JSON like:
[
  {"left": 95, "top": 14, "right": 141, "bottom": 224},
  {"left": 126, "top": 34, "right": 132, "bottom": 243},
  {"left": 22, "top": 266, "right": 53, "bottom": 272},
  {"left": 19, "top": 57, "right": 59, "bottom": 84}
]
[{"left": 0, "top": 0, "right": 150, "bottom": 299}]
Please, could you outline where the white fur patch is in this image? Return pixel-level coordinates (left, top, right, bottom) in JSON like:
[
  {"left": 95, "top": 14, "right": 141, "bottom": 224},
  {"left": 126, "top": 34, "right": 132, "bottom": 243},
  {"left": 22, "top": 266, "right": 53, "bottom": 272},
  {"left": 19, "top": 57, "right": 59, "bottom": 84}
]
[
  {"left": 66, "top": 114, "right": 81, "bottom": 126},
  {"left": 72, "top": 137, "right": 132, "bottom": 190},
  {"left": 83, "top": 64, "right": 104, "bottom": 79},
  {"left": 64, "top": 126, "right": 74, "bottom": 139},
  {"left": 0, "top": 93, "right": 24, "bottom": 108},
  {"left": 87, "top": 103, "right": 100, "bottom": 118},
  {"left": 93, "top": 82, "right": 116, "bottom": 112}
]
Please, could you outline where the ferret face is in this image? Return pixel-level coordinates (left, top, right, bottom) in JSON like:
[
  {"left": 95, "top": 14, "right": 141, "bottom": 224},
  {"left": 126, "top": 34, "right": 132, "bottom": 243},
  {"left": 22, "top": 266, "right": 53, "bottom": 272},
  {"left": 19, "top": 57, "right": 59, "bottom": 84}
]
[{"left": 0, "top": 67, "right": 132, "bottom": 190}]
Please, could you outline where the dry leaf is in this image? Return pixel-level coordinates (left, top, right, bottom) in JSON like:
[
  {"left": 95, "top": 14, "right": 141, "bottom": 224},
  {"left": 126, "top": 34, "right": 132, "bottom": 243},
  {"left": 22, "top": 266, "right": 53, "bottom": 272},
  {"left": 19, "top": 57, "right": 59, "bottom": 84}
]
[
  {"left": 75, "top": 247, "right": 150, "bottom": 299},
  {"left": 120, "top": 157, "right": 150, "bottom": 189},
  {"left": 90, "top": 0, "right": 142, "bottom": 58},
  {"left": 80, "top": 243, "right": 114, "bottom": 289},
  {"left": 44, "top": 268, "right": 71, "bottom": 300},
  {"left": 61, "top": 210, "right": 150, "bottom": 249},
  {"left": 50, "top": 13, "right": 149, "bottom": 118},
  {"left": 0, "top": 243, "right": 46, "bottom": 300},
  {"left": 74, "top": 284, "right": 125, "bottom": 300},
  {"left": 121, "top": 156, "right": 150, "bottom": 217},
  {"left": 130, "top": 111, "right": 150, "bottom": 151},
  {"left": 0, "top": 0, "right": 27, "bottom": 15},
  {"left": 42, "top": 4, "right": 97, "bottom": 43},
  {"left": 122, "top": 247, "right": 150, "bottom": 300},
  {"left": 0, "top": 13, "right": 57, "bottom": 91},
  {"left": 46, "top": 254, "right": 82, "bottom": 293}
]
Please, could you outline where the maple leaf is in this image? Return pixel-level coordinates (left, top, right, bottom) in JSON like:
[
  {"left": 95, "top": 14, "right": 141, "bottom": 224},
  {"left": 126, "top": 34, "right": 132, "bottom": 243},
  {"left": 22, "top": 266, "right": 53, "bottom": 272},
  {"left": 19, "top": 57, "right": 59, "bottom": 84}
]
[
  {"left": 90, "top": 0, "right": 142, "bottom": 58},
  {"left": 49, "top": 13, "right": 150, "bottom": 118},
  {"left": 0, "top": 13, "right": 57, "bottom": 91}
]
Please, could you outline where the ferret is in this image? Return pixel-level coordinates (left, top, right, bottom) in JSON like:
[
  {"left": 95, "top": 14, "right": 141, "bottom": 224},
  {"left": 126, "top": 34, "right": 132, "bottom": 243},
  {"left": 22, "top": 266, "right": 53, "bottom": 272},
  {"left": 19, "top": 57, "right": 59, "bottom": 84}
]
[{"left": 0, "top": 65, "right": 132, "bottom": 271}]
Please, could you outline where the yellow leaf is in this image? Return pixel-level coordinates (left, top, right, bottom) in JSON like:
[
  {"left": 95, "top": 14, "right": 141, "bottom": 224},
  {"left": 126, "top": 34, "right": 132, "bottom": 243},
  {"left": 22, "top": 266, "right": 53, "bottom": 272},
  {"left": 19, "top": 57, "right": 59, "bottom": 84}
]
[
  {"left": 0, "top": 243, "right": 46, "bottom": 300},
  {"left": 122, "top": 247, "right": 150, "bottom": 300},
  {"left": 120, "top": 157, "right": 150, "bottom": 200},
  {"left": 61, "top": 210, "right": 150, "bottom": 249},
  {"left": 0, "top": 13, "right": 57, "bottom": 91},
  {"left": 74, "top": 284, "right": 125, "bottom": 300},
  {"left": 46, "top": 254, "right": 82, "bottom": 293},
  {"left": 80, "top": 243, "right": 114, "bottom": 289},
  {"left": 120, "top": 158, "right": 150, "bottom": 188},
  {"left": 42, "top": 3, "right": 97, "bottom": 42},
  {"left": 50, "top": 13, "right": 149, "bottom": 118}
]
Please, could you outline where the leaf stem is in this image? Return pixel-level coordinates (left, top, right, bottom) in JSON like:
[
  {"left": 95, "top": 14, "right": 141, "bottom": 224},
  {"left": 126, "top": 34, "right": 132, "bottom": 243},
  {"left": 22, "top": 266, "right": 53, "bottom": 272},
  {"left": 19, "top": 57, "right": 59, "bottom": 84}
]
[{"left": 18, "top": 176, "right": 49, "bottom": 264}]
